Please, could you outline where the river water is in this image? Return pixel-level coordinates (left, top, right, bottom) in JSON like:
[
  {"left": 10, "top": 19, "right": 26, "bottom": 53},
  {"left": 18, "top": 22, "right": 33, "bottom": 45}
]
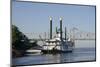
[{"left": 12, "top": 40, "right": 96, "bottom": 66}]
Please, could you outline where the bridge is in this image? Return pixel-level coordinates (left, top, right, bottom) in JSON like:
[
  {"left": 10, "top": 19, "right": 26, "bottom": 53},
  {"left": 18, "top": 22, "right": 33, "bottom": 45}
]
[
  {"left": 24, "top": 31, "right": 95, "bottom": 41},
  {"left": 29, "top": 38, "right": 95, "bottom": 41}
]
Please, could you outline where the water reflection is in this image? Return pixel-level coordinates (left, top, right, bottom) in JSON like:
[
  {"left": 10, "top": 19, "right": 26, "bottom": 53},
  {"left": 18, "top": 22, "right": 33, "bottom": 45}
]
[{"left": 12, "top": 40, "right": 96, "bottom": 66}]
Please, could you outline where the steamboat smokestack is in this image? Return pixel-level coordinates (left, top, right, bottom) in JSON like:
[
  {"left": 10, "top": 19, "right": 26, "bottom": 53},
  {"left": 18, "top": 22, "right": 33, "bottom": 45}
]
[
  {"left": 50, "top": 17, "right": 52, "bottom": 39},
  {"left": 60, "top": 17, "right": 63, "bottom": 40}
]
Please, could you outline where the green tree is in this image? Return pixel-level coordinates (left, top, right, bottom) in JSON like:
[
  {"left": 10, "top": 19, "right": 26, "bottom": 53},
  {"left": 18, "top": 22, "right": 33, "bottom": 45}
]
[{"left": 12, "top": 25, "right": 30, "bottom": 57}]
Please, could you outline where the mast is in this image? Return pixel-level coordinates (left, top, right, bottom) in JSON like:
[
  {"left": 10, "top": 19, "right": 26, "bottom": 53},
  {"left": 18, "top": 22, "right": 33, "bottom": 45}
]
[
  {"left": 56, "top": 27, "right": 57, "bottom": 34},
  {"left": 65, "top": 27, "right": 67, "bottom": 40}
]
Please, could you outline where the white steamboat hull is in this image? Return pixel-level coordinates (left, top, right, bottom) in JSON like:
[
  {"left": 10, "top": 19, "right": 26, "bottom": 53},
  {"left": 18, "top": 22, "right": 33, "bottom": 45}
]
[{"left": 42, "top": 41, "right": 74, "bottom": 53}]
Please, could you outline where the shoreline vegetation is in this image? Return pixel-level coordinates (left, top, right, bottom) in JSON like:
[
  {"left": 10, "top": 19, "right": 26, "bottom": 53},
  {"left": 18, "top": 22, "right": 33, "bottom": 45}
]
[{"left": 12, "top": 25, "right": 39, "bottom": 58}]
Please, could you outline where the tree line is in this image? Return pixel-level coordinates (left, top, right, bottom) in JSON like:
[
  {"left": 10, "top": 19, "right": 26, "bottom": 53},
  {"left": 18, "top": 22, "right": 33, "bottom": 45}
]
[{"left": 12, "top": 25, "right": 38, "bottom": 58}]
